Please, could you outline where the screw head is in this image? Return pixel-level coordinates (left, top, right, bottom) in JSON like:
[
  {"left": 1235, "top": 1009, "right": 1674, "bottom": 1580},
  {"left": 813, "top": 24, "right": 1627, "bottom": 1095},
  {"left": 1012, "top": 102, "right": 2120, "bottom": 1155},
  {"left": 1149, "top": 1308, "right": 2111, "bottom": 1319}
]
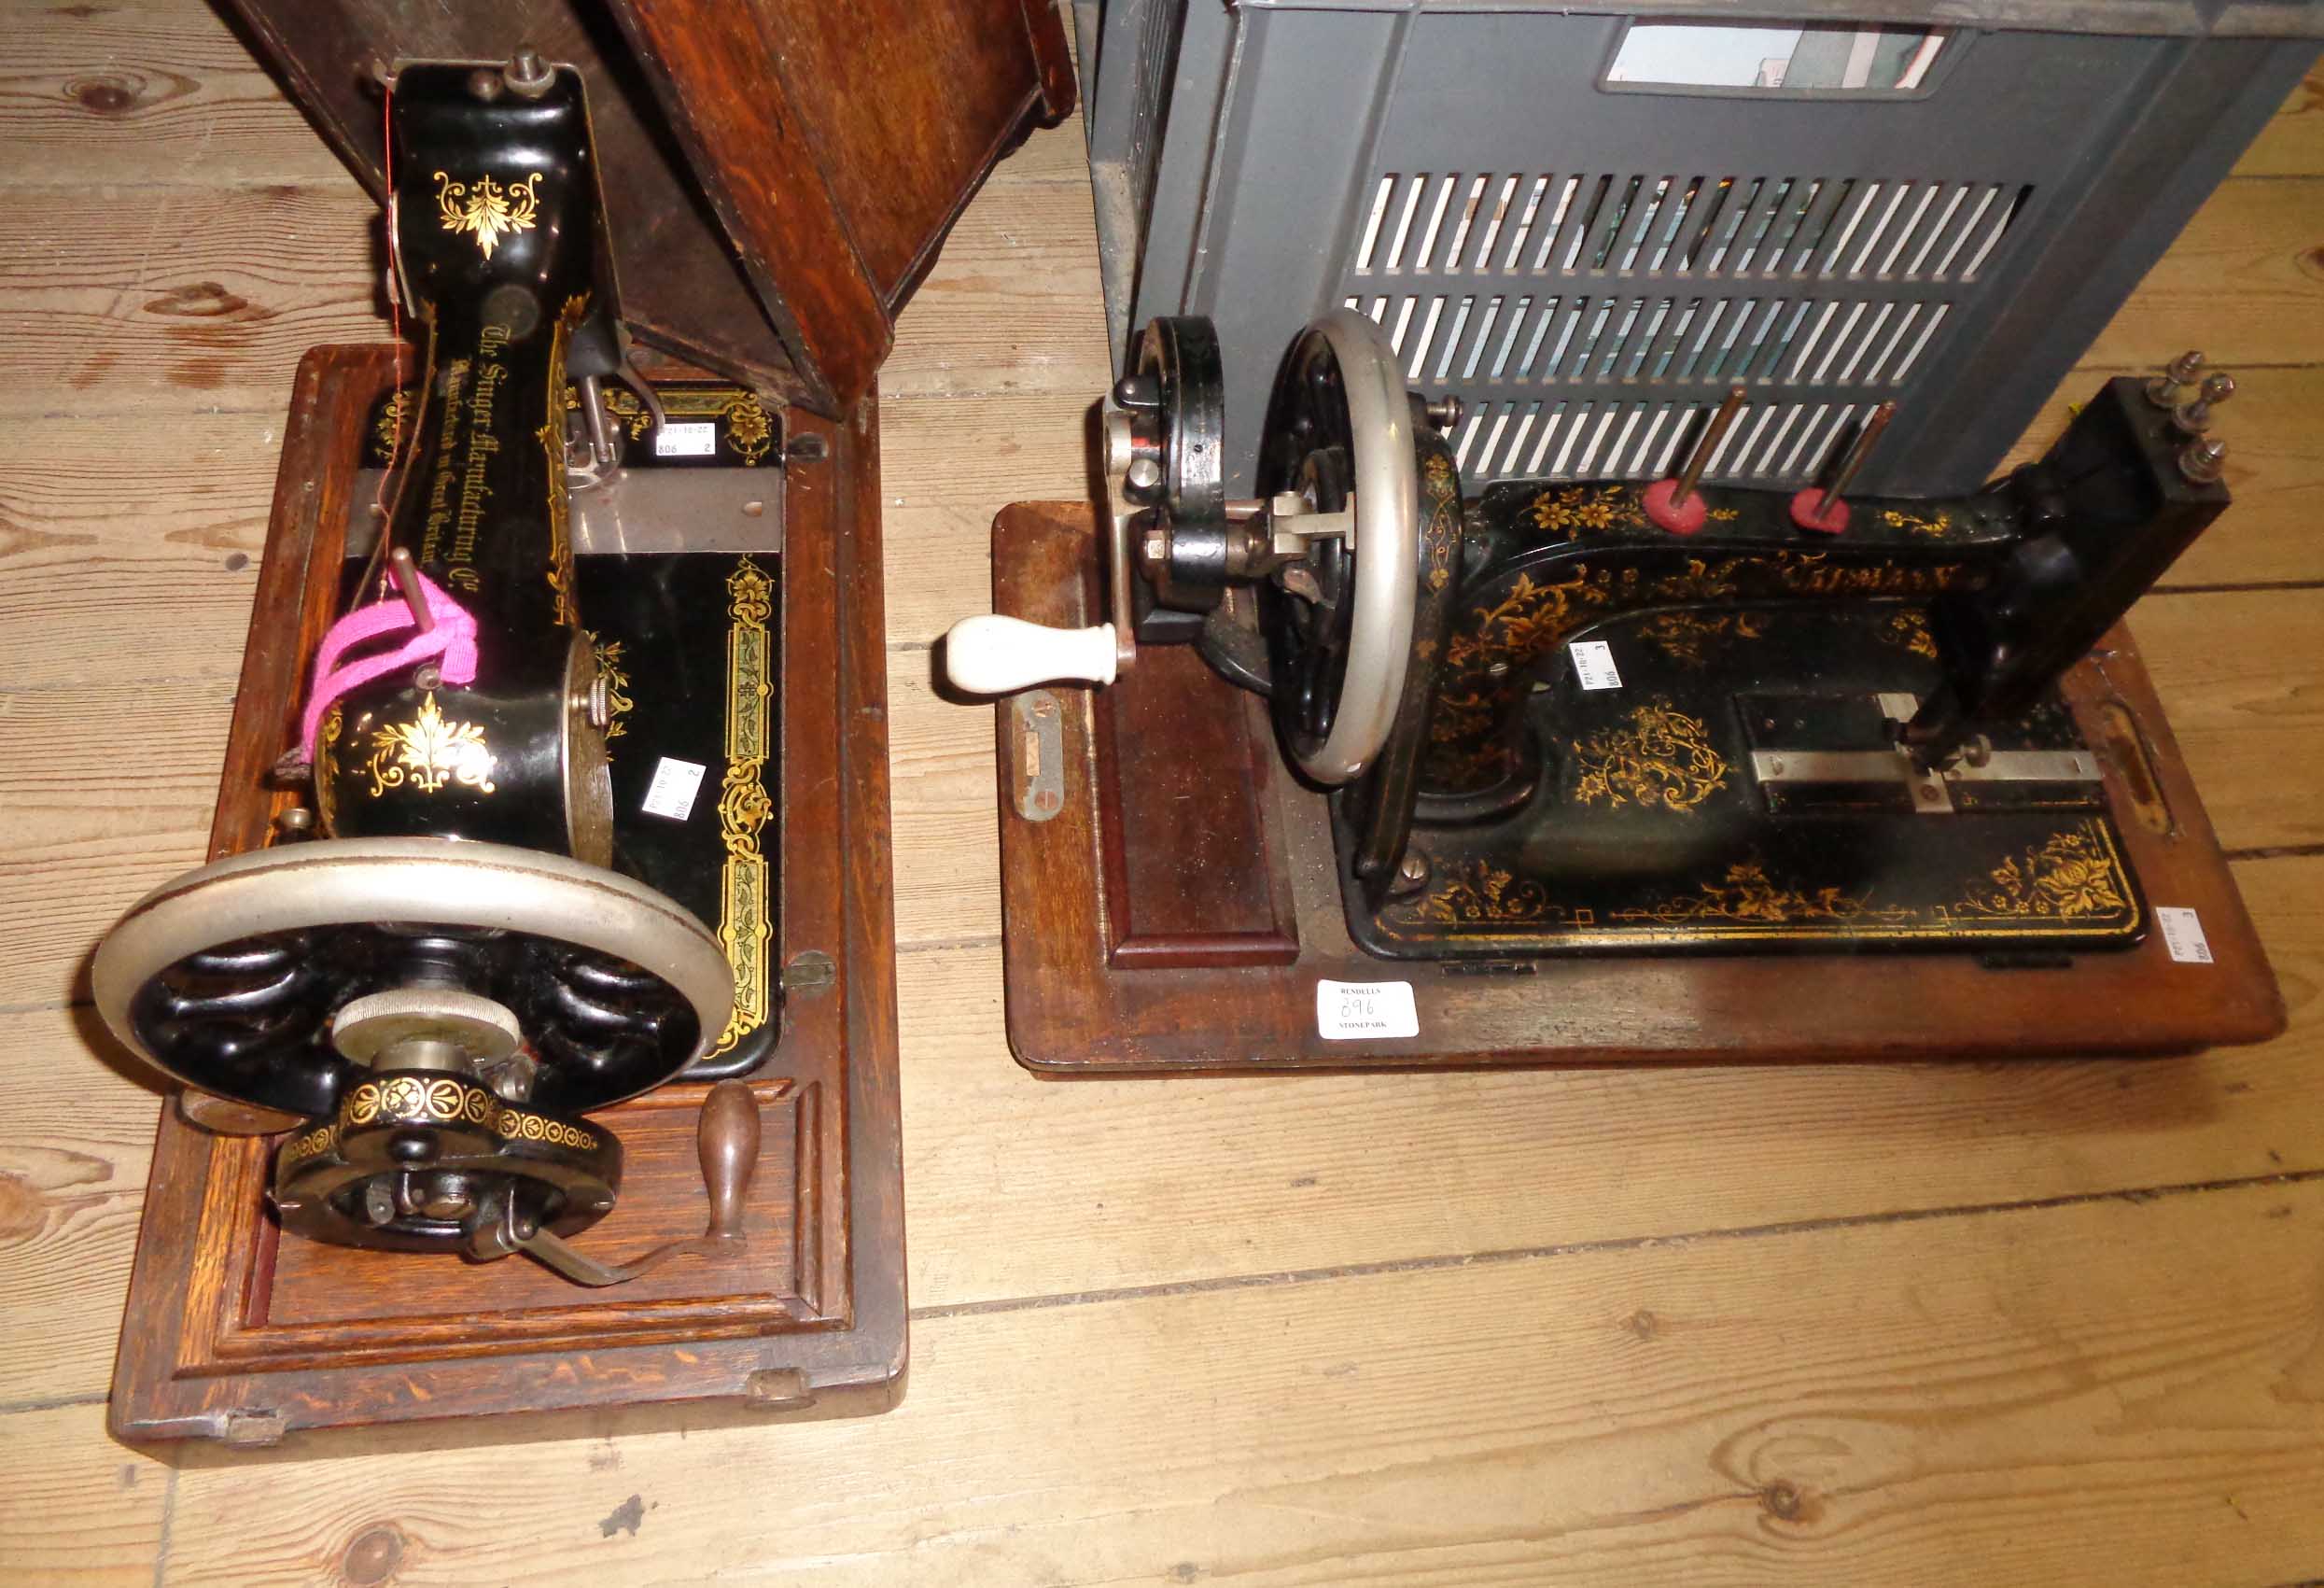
[
  {"left": 1124, "top": 456, "right": 1164, "bottom": 499},
  {"left": 2179, "top": 437, "right": 2229, "bottom": 485},
  {"left": 1397, "top": 851, "right": 1430, "bottom": 885}
]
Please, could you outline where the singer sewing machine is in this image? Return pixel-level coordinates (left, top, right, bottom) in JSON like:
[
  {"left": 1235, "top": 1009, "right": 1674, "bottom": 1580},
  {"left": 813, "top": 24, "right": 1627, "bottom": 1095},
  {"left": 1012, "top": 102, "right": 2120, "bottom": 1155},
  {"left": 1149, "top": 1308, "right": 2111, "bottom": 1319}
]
[
  {"left": 97, "top": 58, "right": 770, "bottom": 1284},
  {"left": 92, "top": 1, "right": 1073, "bottom": 1449},
  {"left": 945, "top": 311, "right": 2283, "bottom": 1073}
]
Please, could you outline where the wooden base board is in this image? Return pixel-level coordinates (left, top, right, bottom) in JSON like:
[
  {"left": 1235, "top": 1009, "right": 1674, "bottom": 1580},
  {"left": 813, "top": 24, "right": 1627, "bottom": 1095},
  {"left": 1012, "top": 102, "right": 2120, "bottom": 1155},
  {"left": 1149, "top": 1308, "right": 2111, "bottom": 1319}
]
[
  {"left": 991, "top": 500, "right": 2285, "bottom": 1075},
  {"left": 107, "top": 345, "right": 906, "bottom": 1451}
]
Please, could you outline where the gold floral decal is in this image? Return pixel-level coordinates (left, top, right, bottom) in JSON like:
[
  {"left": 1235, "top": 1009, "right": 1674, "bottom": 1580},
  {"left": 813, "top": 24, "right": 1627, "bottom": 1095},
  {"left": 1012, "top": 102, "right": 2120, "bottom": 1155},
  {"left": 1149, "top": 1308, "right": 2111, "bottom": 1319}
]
[
  {"left": 338, "top": 1077, "right": 598, "bottom": 1151},
  {"left": 1422, "top": 551, "right": 1976, "bottom": 794},
  {"left": 372, "top": 388, "right": 409, "bottom": 458},
  {"left": 1428, "top": 688, "right": 1496, "bottom": 746},
  {"left": 1422, "top": 451, "right": 1461, "bottom": 591},
  {"left": 365, "top": 693, "right": 495, "bottom": 796},
  {"left": 586, "top": 634, "right": 634, "bottom": 747},
  {"left": 590, "top": 386, "right": 778, "bottom": 464},
  {"left": 1445, "top": 566, "right": 1617, "bottom": 674},
  {"left": 722, "top": 393, "right": 776, "bottom": 465},
  {"left": 1571, "top": 702, "right": 1730, "bottom": 814},
  {"left": 277, "top": 1120, "right": 340, "bottom": 1170},
  {"left": 314, "top": 702, "right": 343, "bottom": 836},
  {"left": 1635, "top": 610, "right": 1766, "bottom": 668},
  {"left": 1609, "top": 860, "right": 1914, "bottom": 928},
  {"left": 1529, "top": 483, "right": 1645, "bottom": 538},
  {"left": 1880, "top": 607, "right": 1939, "bottom": 660},
  {"left": 1882, "top": 508, "right": 1953, "bottom": 539},
  {"left": 714, "top": 557, "right": 776, "bottom": 1052},
  {"left": 434, "top": 170, "right": 541, "bottom": 260},
  {"left": 344, "top": 1075, "right": 495, "bottom": 1127},
  {"left": 1414, "top": 859, "right": 1554, "bottom": 926},
  {"left": 1954, "top": 822, "right": 2130, "bottom": 920},
  {"left": 595, "top": 387, "right": 655, "bottom": 441},
  {"left": 493, "top": 1108, "right": 600, "bottom": 1152}
]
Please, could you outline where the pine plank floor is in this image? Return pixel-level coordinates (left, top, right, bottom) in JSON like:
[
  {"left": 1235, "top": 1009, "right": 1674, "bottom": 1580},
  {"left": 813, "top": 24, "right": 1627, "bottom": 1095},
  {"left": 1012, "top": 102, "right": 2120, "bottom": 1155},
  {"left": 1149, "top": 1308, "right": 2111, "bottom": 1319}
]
[{"left": 1, "top": 4, "right": 2320, "bottom": 1582}]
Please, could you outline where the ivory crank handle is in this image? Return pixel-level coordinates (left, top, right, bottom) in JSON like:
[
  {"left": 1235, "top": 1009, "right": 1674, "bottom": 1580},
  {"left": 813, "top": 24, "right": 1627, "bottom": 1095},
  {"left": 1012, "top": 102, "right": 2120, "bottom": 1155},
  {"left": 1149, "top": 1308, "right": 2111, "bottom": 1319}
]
[{"left": 943, "top": 613, "right": 1118, "bottom": 694}]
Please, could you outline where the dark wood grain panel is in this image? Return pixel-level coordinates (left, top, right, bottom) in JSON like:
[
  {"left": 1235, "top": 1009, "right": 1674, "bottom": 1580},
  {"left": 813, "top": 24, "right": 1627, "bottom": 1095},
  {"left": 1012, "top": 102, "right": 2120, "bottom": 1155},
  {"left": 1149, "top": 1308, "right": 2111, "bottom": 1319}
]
[{"left": 1095, "top": 640, "right": 1301, "bottom": 968}]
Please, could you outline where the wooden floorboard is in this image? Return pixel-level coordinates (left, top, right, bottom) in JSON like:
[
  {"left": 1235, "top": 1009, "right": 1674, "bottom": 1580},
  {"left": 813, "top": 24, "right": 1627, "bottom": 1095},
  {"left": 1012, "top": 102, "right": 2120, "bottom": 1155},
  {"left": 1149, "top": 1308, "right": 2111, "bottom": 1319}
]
[
  {"left": 145, "top": 1182, "right": 2324, "bottom": 1587},
  {"left": 0, "top": 3, "right": 2318, "bottom": 1582}
]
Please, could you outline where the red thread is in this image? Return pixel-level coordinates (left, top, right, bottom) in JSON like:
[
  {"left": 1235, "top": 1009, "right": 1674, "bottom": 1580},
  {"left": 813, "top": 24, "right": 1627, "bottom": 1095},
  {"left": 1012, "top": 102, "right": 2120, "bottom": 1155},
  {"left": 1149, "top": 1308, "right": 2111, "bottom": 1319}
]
[{"left": 375, "top": 75, "right": 406, "bottom": 533}]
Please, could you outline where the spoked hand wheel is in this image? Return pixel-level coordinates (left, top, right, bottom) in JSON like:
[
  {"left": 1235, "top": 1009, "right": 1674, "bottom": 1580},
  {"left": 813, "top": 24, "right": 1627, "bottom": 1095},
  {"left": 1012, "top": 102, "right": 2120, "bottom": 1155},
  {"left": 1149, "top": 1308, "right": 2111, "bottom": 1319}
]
[
  {"left": 1254, "top": 308, "right": 1424, "bottom": 786},
  {"left": 91, "top": 837, "right": 735, "bottom": 1260}
]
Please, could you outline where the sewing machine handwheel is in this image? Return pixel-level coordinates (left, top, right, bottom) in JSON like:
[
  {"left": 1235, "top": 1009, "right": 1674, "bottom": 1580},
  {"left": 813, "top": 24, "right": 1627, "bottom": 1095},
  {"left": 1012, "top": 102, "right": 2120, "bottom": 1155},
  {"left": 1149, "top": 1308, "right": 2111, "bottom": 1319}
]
[
  {"left": 1255, "top": 308, "right": 1421, "bottom": 785},
  {"left": 1125, "top": 316, "right": 1226, "bottom": 528},
  {"left": 91, "top": 837, "right": 736, "bottom": 1120},
  {"left": 272, "top": 1071, "right": 623, "bottom": 1258}
]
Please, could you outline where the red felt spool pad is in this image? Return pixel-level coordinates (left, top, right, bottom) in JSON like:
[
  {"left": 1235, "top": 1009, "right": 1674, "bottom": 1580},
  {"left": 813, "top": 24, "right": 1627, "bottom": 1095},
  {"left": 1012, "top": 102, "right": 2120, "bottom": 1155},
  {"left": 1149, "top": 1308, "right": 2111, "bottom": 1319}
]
[
  {"left": 1641, "top": 477, "right": 1709, "bottom": 535},
  {"left": 1788, "top": 487, "right": 1851, "bottom": 535}
]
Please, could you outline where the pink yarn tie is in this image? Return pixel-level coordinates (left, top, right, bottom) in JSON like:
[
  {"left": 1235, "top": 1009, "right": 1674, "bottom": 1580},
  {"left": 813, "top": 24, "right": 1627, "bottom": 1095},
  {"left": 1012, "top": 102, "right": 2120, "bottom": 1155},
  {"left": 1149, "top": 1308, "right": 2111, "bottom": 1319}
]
[{"left": 296, "top": 564, "right": 481, "bottom": 761}]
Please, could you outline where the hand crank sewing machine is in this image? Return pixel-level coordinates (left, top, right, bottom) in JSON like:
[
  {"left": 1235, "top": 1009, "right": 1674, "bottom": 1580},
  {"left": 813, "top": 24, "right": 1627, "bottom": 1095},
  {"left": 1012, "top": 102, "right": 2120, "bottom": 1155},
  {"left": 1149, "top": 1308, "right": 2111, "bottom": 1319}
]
[
  {"left": 97, "top": 60, "right": 762, "bottom": 1286},
  {"left": 88, "top": 6, "right": 1072, "bottom": 1448},
  {"left": 945, "top": 310, "right": 2283, "bottom": 1072}
]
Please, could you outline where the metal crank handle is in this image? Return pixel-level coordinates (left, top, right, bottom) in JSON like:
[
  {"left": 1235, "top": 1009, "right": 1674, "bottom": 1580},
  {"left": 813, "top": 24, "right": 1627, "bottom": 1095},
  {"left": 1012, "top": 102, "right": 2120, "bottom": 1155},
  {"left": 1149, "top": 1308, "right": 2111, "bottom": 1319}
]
[
  {"left": 516, "top": 1079, "right": 762, "bottom": 1287},
  {"left": 942, "top": 613, "right": 1119, "bottom": 695}
]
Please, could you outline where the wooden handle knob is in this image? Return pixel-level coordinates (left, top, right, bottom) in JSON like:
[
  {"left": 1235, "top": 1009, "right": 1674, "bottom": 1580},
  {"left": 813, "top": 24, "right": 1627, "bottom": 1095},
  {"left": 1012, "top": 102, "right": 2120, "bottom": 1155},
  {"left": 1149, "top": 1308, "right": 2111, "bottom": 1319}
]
[{"left": 697, "top": 1079, "right": 761, "bottom": 1242}]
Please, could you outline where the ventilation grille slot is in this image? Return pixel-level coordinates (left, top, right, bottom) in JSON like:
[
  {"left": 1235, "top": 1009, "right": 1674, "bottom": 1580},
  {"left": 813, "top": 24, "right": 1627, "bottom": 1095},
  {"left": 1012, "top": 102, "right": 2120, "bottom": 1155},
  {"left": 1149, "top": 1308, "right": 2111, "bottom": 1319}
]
[
  {"left": 1121, "top": 0, "right": 1187, "bottom": 246},
  {"left": 1340, "top": 169, "right": 2033, "bottom": 486}
]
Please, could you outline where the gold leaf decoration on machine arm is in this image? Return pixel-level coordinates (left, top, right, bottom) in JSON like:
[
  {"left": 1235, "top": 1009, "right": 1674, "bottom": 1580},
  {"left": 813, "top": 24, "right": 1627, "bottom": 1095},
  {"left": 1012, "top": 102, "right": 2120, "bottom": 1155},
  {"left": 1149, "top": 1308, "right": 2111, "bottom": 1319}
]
[
  {"left": 364, "top": 693, "right": 496, "bottom": 796},
  {"left": 434, "top": 170, "right": 542, "bottom": 260}
]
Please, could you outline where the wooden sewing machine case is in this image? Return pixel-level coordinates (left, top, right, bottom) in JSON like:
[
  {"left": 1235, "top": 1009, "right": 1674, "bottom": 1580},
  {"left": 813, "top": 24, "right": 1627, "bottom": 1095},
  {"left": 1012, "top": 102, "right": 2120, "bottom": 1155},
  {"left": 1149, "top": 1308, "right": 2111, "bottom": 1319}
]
[{"left": 106, "top": 0, "right": 1072, "bottom": 1451}]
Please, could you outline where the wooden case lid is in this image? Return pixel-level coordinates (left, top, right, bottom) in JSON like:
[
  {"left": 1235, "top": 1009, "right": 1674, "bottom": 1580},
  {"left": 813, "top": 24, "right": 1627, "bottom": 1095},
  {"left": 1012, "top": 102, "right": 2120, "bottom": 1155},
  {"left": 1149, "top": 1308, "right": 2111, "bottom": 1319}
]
[{"left": 220, "top": 0, "right": 1074, "bottom": 414}]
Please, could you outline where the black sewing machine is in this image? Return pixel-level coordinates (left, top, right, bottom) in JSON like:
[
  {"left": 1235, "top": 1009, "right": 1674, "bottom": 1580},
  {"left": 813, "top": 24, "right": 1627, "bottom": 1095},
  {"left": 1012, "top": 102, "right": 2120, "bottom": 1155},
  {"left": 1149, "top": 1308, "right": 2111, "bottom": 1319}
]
[
  {"left": 79, "top": 3, "right": 1083, "bottom": 1440},
  {"left": 93, "top": 58, "right": 765, "bottom": 1283},
  {"left": 945, "top": 312, "right": 2281, "bottom": 1072}
]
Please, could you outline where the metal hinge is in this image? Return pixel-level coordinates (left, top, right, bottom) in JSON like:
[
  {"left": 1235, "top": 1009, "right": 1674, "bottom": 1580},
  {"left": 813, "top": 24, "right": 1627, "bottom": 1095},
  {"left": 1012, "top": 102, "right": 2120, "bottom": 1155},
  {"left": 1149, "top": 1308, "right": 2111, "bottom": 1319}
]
[
  {"left": 745, "top": 1369, "right": 816, "bottom": 1412},
  {"left": 218, "top": 1408, "right": 287, "bottom": 1448},
  {"left": 781, "top": 950, "right": 835, "bottom": 995}
]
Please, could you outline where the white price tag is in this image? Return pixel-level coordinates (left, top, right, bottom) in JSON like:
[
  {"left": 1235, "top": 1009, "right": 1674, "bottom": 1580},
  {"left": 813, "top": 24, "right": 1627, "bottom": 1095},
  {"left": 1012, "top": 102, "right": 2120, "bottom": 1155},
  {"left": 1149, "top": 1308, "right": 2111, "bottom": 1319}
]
[
  {"left": 1569, "top": 639, "right": 1622, "bottom": 691},
  {"left": 1316, "top": 978, "right": 1419, "bottom": 1041},
  {"left": 2156, "top": 906, "right": 2213, "bottom": 965},
  {"left": 654, "top": 421, "right": 718, "bottom": 458},
  {"left": 640, "top": 757, "right": 707, "bottom": 822}
]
